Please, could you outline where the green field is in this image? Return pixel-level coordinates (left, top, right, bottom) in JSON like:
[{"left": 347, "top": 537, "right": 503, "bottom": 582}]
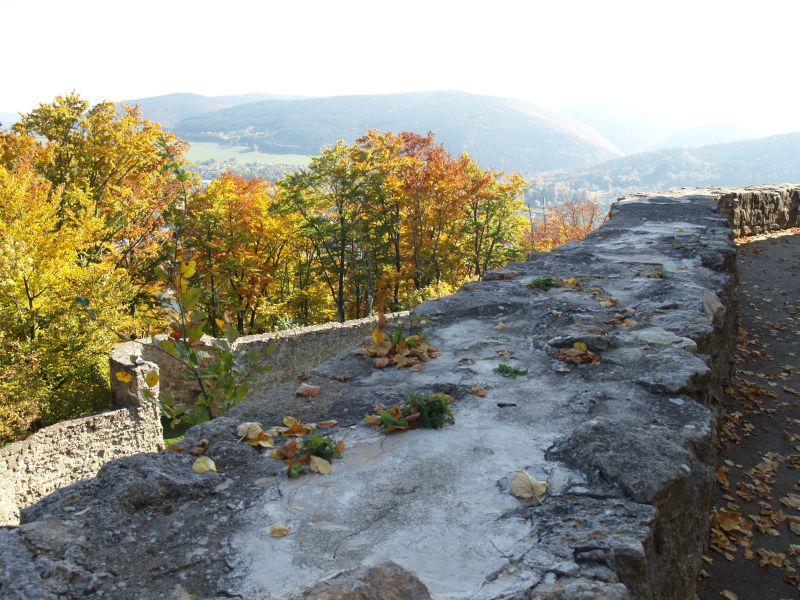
[{"left": 186, "top": 141, "right": 310, "bottom": 166}]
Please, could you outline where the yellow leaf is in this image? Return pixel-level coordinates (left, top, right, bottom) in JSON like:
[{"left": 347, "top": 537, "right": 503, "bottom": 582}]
[
  {"left": 573, "top": 341, "right": 588, "bottom": 352},
  {"left": 254, "top": 433, "right": 275, "bottom": 448},
  {"left": 282, "top": 419, "right": 311, "bottom": 437},
  {"left": 365, "top": 414, "right": 382, "bottom": 425},
  {"left": 511, "top": 470, "right": 548, "bottom": 501},
  {"left": 179, "top": 259, "right": 196, "bottom": 279},
  {"left": 371, "top": 326, "right": 385, "bottom": 347},
  {"left": 144, "top": 370, "right": 159, "bottom": 387},
  {"left": 236, "top": 422, "right": 263, "bottom": 440},
  {"left": 269, "top": 524, "right": 290, "bottom": 538},
  {"left": 192, "top": 456, "right": 217, "bottom": 474},
  {"left": 308, "top": 455, "right": 332, "bottom": 474},
  {"left": 115, "top": 371, "right": 133, "bottom": 383}
]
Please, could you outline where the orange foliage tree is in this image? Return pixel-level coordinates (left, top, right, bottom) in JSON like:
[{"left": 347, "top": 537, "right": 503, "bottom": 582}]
[{"left": 524, "top": 199, "right": 604, "bottom": 252}]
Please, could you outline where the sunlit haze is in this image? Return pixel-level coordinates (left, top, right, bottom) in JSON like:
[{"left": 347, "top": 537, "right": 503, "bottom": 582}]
[{"left": 4, "top": 0, "right": 800, "bottom": 135}]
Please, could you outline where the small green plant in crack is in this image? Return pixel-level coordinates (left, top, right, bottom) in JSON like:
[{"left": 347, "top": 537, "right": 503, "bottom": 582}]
[
  {"left": 489, "top": 334, "right": 511, "bottom": 342},
  {"left": 496, "top": 363, "right": 528, "bottom": 378},
  {"left": 528, "top": 275, "right": 556, "bottom": 291},
  {"left": 406, "top": 392, "right": 454, "bottom": 429},
  {"left": 366, "top": 392, "right": 456, "bottom": 432},
  {"left": 298, "top": 431, "right": 343, "bottom": 462},
  {"left": 648, "top": 269, "right": 668, "bottom": 279}
]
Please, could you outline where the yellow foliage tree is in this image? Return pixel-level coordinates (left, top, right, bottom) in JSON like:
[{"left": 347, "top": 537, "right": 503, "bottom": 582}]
[{"left": 0, "top": 141, "right": 135, "bottom": 442}]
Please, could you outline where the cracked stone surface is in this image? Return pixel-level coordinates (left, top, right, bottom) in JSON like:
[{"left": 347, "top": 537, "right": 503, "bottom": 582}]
[{"left": 4, "top": 186, "right": 796, "bottom": 600}]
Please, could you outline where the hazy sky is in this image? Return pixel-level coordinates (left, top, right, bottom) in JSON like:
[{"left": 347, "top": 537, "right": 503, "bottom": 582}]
[{"left": 4, "top": 0, "right": 800, "bottom": 134}]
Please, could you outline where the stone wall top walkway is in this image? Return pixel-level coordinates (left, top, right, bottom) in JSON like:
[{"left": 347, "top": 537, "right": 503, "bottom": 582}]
[{"left": 1, "top": 185, "right": 797, "bottom": 600}]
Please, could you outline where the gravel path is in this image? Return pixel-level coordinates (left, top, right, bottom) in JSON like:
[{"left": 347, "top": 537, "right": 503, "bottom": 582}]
[{"left": 698, "top": 230, "right": 800, "bottom": 600}]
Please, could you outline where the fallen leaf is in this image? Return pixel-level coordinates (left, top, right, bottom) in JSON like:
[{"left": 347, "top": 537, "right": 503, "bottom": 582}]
[
  {"left": 308, "top": 455, "right": 332, "bottom": 474},
  {"left": 720, "top": 590, "right": 738, "bottom": 600},
  {"left": 316, "top": 420, "right": 337, "bottom": 429},
  {"left": 237, "top": 421, "right": 263, "bottom": 441},
  {"left": 165, "top": 444, "right": 183, "bottom": 453},
  {"left": 471, "top": 385, "right": 488, "bottom": 397},
  {"left": 573, "top": 341, "right": 588, "bottom": 352},
  {"left": 192, "top": 456, "right": 217, "bottom": 474},
  {"left": 458, "top": 357, "right": 476, "bottom": 365},
  {"left": 329, "top": 374, "right": 348, "bottom": 382},
  {"left": 295, "top": 383, "right": 321, "bottom": 397},
  {"left": 269, "top": 524, "right": 290, "bottom": 538},
  {"left": 373, "top": 357, "right": 390, "bottom": 368},
  {"left": 144, "top": 370, "right": 159, "bottom": 387},
  {"left": 365, "top": 414, "right": 382, "bottom": 425},
  {"left": 409, "top": 364, "right": 423, "bottom": 372},
  {"left": 271, "top": 438, "right": 299, "bottom": 460},
  {"left": 511, "top": 470, "right": 548, "bottom": 501}
]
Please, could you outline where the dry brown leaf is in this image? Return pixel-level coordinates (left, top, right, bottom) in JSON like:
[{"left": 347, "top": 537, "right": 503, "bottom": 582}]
[
  {"left": 270, "top": 439, "right": 298, "bottom": 460},
  {"left": 511, "top": 470, "right": 548, "bottom": 501},
  {"left": 308, "top": 455, "right": 332, "bottom": 474},
  {"left": 720, "top": 591, "right": 738, "bottom": 600},
  {"left": 471, "top": 385, "right": 488, "bottom": 397},
  {"left": 316, "top": 420, "right": 338, "bottom": 429},
  {"left": 295, "top": 383, "right": 321, "bottom": 397},
  {"left": 165, "top": 443, "right": 183, "bottom": 453},
  {"left": 269, "top": 524, "right": 290, "bottom": 538},
  {"left": 555, "top": 347, "right": 600, "bottom": 365},
  {"left": 373, "top": 357, "right": 390, "bottom": 368},
  {"left": 409, "top": 364, "right": 423, "bottom": 372},
  {"left": 365, "top": 414, "right": 382, "bottom": 426}
]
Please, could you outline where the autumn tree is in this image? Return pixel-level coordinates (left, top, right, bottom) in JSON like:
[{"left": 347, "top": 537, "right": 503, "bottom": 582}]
[
  {"left": 279, "top": 142, "right": 372, "bottom": 322},
  {"left": 525, "top": 198, "right": 604, "bottom": 251},
  {"left": 186, "top": 172, "right": 297, "bottom": 333},
  {"left": 461, "top": 165, "right": 528, "bottom": 279},
  {"left": 14, "top": 92, "right": 189, "bottom": 320},
  {"left": 0, "top": 141, "right": 135, "bottom": 442}
]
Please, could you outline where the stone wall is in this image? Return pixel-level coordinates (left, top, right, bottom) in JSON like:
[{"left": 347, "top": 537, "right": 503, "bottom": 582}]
[
  {"left": 1, "top": 186, "right": 798, "bottom": 600},
  {"left": 0, "top": 403, "right": 161, "bottom": 526},
  {"left": 115, "top": 313, "right": 406, "bottom": 409},
  {"left": 716, "top": 183, "right": 799, "bottom": 237}
]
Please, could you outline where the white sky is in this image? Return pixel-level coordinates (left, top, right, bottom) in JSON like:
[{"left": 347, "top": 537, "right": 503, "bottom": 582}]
[{"left": 4, "top": 0, "right": 800, "bottom": 135}]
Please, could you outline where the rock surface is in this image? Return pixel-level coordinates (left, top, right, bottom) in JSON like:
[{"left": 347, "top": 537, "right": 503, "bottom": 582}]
[
  {"left": 292, "top": 561, "right": 432, "bottom": 600},
  {"left": 3, "top": 187, "right": 794, "bottom": 600}
]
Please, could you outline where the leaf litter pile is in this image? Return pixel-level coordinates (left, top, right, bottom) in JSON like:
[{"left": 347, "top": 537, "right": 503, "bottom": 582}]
[
  {"left": 702, "top": 231, "right": 800, "bottom": 598},
  {"left": 353, "top": 313, "right": 441, "bottom": 372}
]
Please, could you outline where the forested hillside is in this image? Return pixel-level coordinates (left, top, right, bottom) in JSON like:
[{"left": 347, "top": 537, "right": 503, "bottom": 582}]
[
  {"left": 119, "top": 93, "right": 296, "bottom": 128},
  {"left": 531, "top": 132, "right": 800, "bottom": 203},
  {"left": 173, "top": 91, "right": 621, "bottom": 173}
]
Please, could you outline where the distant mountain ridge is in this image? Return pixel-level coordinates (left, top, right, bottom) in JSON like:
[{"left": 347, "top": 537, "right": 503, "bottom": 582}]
[
  {"left": 170, "top": 91, "right": 622, "bottom": 174},
  {"left": 119, "top": 93, "right": 304, "bottom": 128},
  {"left": 539, "top": 131, "right": 800, "bottom": 200}
]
